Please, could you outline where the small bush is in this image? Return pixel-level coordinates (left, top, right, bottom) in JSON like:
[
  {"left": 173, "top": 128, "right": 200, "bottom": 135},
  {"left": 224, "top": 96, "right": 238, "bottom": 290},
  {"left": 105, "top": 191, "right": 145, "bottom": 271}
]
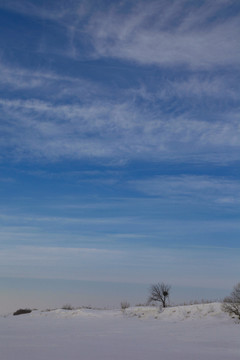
[
  {"left": 62, "top": 304, "right": 74, "bottom": 310},
  {"left": 121, "top": 301, "right": 130, "bottom": 310},
  {"left": 13, "top": 308, "right": 32, "bottom": 316}
]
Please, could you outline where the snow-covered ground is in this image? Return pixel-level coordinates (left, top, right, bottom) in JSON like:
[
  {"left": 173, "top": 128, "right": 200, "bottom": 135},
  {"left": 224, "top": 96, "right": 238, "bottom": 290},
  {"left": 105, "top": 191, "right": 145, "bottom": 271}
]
[{"left": 0, "top": 303, "right": 239, "bottom": 360}]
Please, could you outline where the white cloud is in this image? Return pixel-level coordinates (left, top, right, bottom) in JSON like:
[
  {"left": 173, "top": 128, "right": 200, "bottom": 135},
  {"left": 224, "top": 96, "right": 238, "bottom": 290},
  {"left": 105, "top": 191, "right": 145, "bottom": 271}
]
[
  {"left": 0, "top": 1, "right": 239, "bottom": 165},
  {"left": 0, "top": 61, "right": 100, "bottom": 100},
  {"left": 87, "top": 0, "right": 240, "bottom": 69},
  {"left": 0, "top": 97, "right": 239, "bottom": 163},
  {"left": 2, "top": 1, "right": 239, "bottom": 68}
]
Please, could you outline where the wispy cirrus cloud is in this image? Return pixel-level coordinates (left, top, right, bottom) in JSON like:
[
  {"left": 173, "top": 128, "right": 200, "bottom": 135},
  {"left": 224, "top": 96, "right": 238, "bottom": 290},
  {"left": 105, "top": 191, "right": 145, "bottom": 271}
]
[
  {"left": 1, "top": 0, "right": 239, "bottom": 69},
  {"left": 86, "top": 0, "right": 240, "bottom": 69},
  {"left": 0, "top": 0, "right": 72, "bottom": 21},
  {"left": 0, "top": 95, "right": 239, "bottom": 163},
  {"left": 130, "top": 175, "right": 240, "bottom": 204},
  {"left": 0, "top": 0, "right": 91, "bottom": 59},
  {"left": 0, "top": 212, "right": 135, "bottom": 226},
  {"left": 0, "top": 1, "right": 239, "bottom": 165},
  {"left": 1, "top": 57, "right": 238, "bottom": 104},
  {"left": 0, "top": 60, "right": 101, "bottom": 101}
]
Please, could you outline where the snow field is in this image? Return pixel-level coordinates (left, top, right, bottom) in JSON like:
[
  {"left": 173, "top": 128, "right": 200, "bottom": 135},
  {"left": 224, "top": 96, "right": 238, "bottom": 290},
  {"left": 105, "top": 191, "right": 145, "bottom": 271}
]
[{"left": 0, "top": 303, "right": 239, "bottom": 360}]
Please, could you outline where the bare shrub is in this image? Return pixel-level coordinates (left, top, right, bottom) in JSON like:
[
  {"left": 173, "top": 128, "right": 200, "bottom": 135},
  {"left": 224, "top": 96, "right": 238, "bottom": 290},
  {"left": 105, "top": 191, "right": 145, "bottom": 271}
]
[
  {"left": 62, "top": 304, "right": 74, "bottom": 310},
  {"left": 13, "top": 308, "right": 32, "bottom": 316},
  {"left": 121, "top": 301, "right": 130, "bottom": 310},
  {"left": 135, "top": 303, "right": 147, "bottom": 307},
  {"left": 222, "top": 283, "right": 240, "bottom": 320},
  {"left": 176, "top": 299, "right": 217, "bottom": 306}
]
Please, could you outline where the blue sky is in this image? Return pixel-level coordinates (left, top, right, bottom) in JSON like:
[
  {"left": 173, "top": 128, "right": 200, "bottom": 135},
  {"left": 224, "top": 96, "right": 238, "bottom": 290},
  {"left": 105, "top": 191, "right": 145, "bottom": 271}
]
[{"left": 0, "top": 0, "right": 240, "bottom": 312}]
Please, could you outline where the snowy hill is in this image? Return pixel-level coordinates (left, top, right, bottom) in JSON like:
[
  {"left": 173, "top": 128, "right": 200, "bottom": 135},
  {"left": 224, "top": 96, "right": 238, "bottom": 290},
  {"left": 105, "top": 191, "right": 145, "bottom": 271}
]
[
  {"left": 125, "top": 302, "right": 227, "bottom": 320},
  {"left": 13, "top": 301, "right": 232, "bottom": 321}
]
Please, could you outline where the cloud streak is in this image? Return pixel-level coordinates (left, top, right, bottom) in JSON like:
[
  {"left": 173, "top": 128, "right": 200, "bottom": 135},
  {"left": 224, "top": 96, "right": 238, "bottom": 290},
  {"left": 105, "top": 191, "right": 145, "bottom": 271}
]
[
  {"left": 0, "top": 96, "right": 239, "bottom": 163},
  {"left": 130, "top": 175, "right": 240, "bottom": 203},
  {"left": 1, "top": 0, "right": 239, "bottom": 69},
  {"left": 87, "top": 0, "right": 240, "bottom": 69}
]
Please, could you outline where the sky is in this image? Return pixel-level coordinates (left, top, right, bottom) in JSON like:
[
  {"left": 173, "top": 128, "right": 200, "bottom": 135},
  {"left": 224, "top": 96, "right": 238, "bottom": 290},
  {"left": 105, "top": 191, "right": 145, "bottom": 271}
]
[{"left": 0, "top": 0, "right": 240, "bottom": 313}]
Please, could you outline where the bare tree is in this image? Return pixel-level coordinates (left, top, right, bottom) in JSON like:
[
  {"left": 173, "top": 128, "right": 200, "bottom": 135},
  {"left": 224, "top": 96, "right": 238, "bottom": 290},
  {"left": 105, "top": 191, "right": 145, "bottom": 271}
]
[
  {"left": 148, "top": 282, "right": 171, "bottom": 308},
  {"left": 222, "top": 282, "right": 240, "bottom": 320}
]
